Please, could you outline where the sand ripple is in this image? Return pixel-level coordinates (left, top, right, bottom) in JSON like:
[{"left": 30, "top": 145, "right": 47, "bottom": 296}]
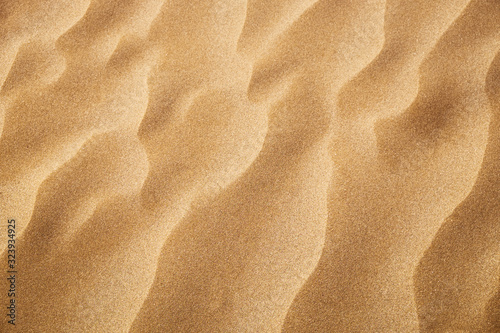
[{"left": 1, "top": 0, "right": 500, "bottom": 331}]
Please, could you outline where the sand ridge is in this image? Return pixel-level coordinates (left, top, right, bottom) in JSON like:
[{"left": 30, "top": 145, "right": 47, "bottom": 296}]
[{"left": 0, "top": 0, "right": 500, "bottom": 332}]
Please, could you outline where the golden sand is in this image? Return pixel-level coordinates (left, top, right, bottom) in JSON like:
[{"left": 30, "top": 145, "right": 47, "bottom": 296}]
[{"left": 0, "top": 0, "right": 499, "bottom": 331}]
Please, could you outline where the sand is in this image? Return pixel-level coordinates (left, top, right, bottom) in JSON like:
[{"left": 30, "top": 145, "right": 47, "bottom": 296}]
[{"left": 0, "top": 0, "right": 499, "bottom": 332}]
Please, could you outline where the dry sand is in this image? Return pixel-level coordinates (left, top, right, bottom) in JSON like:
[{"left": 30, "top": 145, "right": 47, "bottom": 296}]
[{"left": 0, "top": 0, "right": 499, "bottom": 332}]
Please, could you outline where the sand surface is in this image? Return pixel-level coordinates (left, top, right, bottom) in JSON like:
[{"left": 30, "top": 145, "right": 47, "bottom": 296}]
[{"left": 0, "top": 0, "right": 499, "bottom": 332}]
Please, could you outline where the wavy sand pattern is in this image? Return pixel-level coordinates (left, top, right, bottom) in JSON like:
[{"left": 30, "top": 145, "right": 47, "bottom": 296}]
[{"left": 0, "top": 0, "right": 499, "bottom": 332}]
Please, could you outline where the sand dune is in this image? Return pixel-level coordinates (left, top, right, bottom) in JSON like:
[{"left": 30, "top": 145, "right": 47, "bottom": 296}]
[{"left": 1, "top": 0, "right": 499, "bottom": 332}]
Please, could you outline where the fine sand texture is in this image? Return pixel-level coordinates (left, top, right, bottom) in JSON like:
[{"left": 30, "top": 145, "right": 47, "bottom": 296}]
[{"left": 0, "top": 0, "right": 499, "bottom": 332}]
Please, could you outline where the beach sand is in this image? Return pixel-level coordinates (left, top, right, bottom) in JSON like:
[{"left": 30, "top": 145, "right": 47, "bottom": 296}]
[{"left": 0, "top": 0, "right": 499, "bottom": 331}]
